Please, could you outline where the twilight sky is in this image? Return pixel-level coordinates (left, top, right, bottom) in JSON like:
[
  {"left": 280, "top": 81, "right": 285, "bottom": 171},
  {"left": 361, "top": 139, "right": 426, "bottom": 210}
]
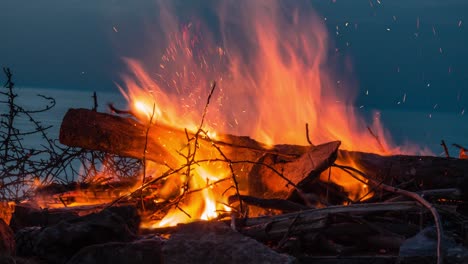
[
  {"left": 1, "top": 0, "right": 467, "bottom": 111},
  {"left": 1, "top": 0, "right": 467, "bottom": 153}
]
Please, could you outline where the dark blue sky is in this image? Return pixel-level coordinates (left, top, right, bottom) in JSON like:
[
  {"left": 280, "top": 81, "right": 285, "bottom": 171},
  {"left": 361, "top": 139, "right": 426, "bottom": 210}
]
[{"left": 1, "top": 0, "right": 467, "bottom": 114}]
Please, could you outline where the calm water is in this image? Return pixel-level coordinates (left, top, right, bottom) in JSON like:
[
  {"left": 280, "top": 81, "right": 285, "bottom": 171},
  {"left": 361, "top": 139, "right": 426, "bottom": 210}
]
[{"left": 1, "top": 87, "right": 466, "bottom": 157}]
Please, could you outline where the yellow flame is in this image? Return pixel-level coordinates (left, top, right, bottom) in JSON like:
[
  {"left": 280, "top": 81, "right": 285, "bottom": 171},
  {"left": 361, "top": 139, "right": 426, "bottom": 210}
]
[
  {"left": 148, "top": 167, "right": 231, "bottom": 228},
  {"left": 200, "top": 189, "right": 218, "bottom": 220}
]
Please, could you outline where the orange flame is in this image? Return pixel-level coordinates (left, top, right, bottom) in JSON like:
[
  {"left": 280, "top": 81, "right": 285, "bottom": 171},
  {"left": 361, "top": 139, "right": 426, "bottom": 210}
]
[
  {"left": 141, "top": 166, "right": 231, "bottom": 228},
  {"left": 118, "top": 0, "right": 417, "bottom": 226}
]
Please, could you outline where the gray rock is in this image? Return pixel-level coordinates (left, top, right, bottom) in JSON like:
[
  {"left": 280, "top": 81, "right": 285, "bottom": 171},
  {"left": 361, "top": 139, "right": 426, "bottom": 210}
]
[
  {"left": 400, "top": 226, "right": 468, "bottom": 263},
  {"left": 162, "top": 221, "right": 295, "bottom": 264},
  {"left": 15, "top": 208, "right": 138, "bottom": 264},
  {"left": 400, "top": 227, "right": 441, "bottom": 257},
  {"left": 67, "top": 237, "right": 164, "bottom": 264}
]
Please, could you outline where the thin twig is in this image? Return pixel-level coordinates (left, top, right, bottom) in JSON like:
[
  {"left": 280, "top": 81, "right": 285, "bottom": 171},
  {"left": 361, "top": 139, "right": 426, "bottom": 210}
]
[
  {"left": 452, "top": 143, "right": 468, "bottom": 150},
  {"left": 92, "top": 92, "right": 98, "bottom": 111},
  {"left": 355, "top": 177, "right": 386, "bottom": 203},
  {"left": 141, "top": 103, "right": 156, "bottom": 211},
  {"left": 108, "top": 103, "right": 138, "bottom": 118},
  {"left": 367, "top": 126, "right": 386, "bottom": 153},
  {"left": 276, "top": 213, "right": 300, "bottom": 249},
  {"left": 305, "top": 123, "right": 315, "bottom": 146},
  {"left": 201, "top": 129, "right": 245, "bottom": 216},
  {"left": 325, "top": 166, "right": 331, "bottom": 204},
  {"left": 198, "top": 81, "right": 216, "bottom": 130},
  {"left": 440, "top": 140, "right": 450, "bottom": 158}
]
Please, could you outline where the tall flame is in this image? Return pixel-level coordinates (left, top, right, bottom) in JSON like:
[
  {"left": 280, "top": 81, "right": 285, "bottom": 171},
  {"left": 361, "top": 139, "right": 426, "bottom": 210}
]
[{"left": 118, "top": 0, "right": 411, "bottom": 226}]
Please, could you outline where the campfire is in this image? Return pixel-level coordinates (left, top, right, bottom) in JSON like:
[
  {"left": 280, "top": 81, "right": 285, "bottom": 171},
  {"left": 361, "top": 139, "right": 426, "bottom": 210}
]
[{"left": 2, "top": 1, "right": 468, "bottom": 264}]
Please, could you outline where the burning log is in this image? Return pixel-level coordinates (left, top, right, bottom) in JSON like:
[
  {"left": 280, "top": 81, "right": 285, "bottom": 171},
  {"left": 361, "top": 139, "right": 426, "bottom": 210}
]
[
  {"left": 59, "top": 108, "right": 276, "bottom": 168},
  {"left": 59, "top": 108, "right": 341, "bottom": 199},
  {"left": 60, "top": 108, "right": 468, "bottom": 200}
]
